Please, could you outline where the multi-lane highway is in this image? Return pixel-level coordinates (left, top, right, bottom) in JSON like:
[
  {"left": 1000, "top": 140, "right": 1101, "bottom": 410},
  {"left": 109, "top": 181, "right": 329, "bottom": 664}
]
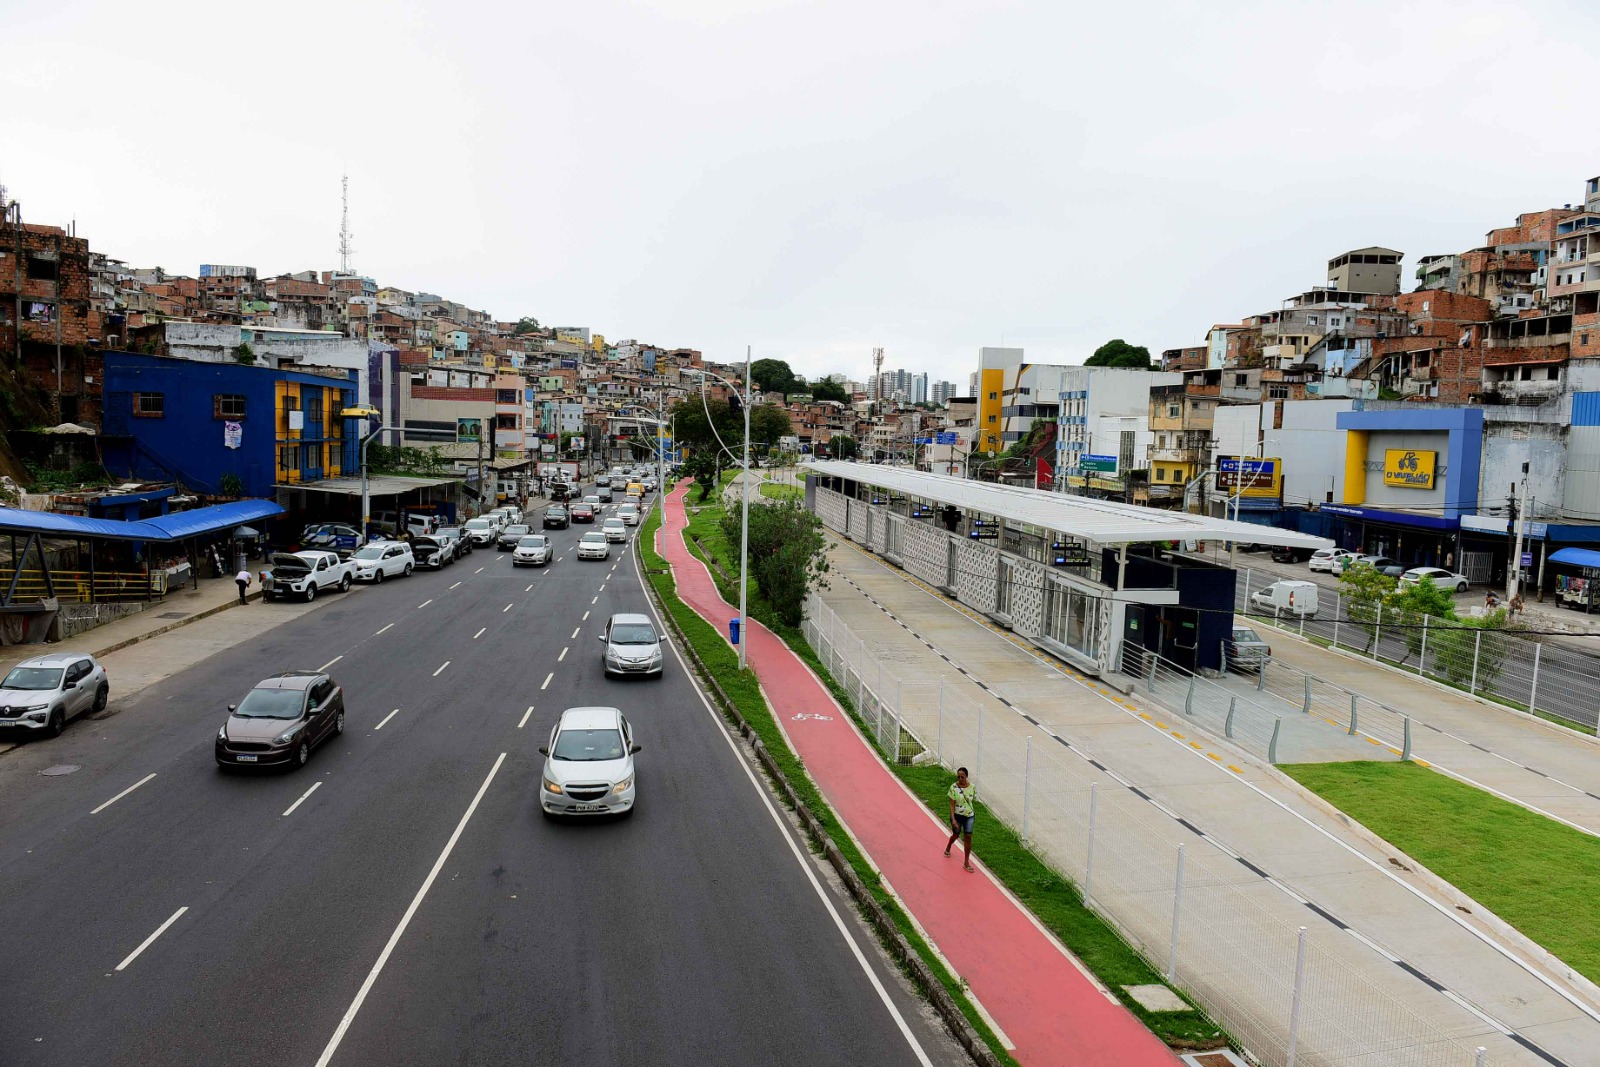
[{"left": 0, "top": 493, "right": 963, "bottom": 1066}]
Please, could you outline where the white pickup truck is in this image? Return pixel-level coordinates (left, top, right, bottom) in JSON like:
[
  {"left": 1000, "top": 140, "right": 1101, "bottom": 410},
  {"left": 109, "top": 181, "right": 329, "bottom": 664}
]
[{"left": 267, "top": 550, "right": 356, "bottom": 602}]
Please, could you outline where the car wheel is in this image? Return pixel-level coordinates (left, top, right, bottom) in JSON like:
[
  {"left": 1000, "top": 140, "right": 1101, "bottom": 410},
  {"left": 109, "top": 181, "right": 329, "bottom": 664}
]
[
  {"left": 304, "top": 584, "right": 317, "bottom": 603},
  {"left": 403, "top": 563, "right": 413, "bottom": 576},
  {"left": 93, "top": 685, "right": 108, "bottom": 713},
  {"left": 373, "top": 569, "right": 384, "bottom": 583},
  {"left": 1457, "top": 581, "right": 1468, "bottom": 593},
  {"left": 45, "top": 708, "right": 65, "bottom": 738},
  {"left": 340, "top": 575, "right": 352, "bottom": 592},
  {"left": 334, "top": 709, "right": 345, "bottom": 735},
  {"left": 295, "top": 739, "right": 310, "bottom": 768}
]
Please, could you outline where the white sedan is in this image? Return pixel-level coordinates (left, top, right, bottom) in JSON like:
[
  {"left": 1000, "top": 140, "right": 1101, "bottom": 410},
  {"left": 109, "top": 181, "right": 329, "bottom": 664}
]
[
  {"left": 1399, "top": 566, "right": 1469, "bottom": 593},
  {"left": 577, "top": 531, "right": 610, "bottom": 560},
  {"left": 1307, "top": 548, "right": 1355, "bottom": 573},
  {"left": 351, "top": 541, "right": 414, "bottom": 582},
  {"left": 602, "top": 517, "right": 628, "bottom": 543}
]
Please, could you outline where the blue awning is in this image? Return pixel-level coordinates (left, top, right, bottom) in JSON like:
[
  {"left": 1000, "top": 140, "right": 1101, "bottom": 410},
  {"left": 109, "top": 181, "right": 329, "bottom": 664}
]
[
  {"left": 0, "top": 500, "right": 285, "bottom": 543},
  {"left": 1549, "top": 547, "right": 1600, "bottom": 570}
]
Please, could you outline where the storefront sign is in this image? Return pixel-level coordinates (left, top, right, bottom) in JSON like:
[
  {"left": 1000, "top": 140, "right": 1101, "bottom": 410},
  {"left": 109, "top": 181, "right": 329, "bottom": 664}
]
[
  {"left": 1383, "top": 449, "right": 1436, "bottom": 489},
  {"left": 1217, "top": 456, "right": 1282, "bottom": 498}
]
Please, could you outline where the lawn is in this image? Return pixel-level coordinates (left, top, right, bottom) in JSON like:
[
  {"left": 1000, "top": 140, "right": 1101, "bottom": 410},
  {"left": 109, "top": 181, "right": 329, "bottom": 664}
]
[
  {"left": 759, "top": 482, "right": 803, "bottom": 502},
  {"left": 1282, "top": 760, "right": 1600, "bottom": 983}
]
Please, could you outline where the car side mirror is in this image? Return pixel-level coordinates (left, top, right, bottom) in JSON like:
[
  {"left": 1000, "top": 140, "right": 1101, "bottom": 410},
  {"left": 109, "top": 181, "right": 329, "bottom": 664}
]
[
  {"left": 597, "top": 634, "right": 606, "bottom": 642},
  {"left": 227, "top": 704, "right": 237, "bottom": 713},
  {"left": 630, "top": 743, "right": 642, "bottom": 754},
  {"left": 538, "top": 746, "right": 549, "bottom": 755}
]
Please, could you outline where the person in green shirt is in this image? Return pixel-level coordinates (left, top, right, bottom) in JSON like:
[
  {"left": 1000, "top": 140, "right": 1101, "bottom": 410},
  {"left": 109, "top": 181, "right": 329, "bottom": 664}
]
[{"left": 944, "top": 767, "right": 977, "bottom": 872}]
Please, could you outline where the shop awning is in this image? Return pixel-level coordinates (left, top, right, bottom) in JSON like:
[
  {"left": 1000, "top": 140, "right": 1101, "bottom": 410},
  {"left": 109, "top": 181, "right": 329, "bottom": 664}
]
[
  {"left": 1549, "top": 548, "right": 1600, "bottom": 569},
  {"left": 0, "top": 499, "right": 285, "bottom": 543}
]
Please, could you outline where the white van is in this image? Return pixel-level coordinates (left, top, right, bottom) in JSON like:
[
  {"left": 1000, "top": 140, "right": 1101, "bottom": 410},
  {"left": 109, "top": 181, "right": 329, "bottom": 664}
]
[{"left": 1250, "top": 580, "right": 1319, "bottom": 618}]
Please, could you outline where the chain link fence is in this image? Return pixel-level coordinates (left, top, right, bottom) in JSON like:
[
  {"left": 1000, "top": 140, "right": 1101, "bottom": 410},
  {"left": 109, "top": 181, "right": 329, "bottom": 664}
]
[{"left": 802, "top": 594, "right": 1491, "bottom": 1067}]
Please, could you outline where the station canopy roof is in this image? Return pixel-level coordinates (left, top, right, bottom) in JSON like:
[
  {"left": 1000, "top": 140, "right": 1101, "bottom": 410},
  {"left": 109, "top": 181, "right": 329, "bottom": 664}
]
[
  {"left": 0, "top": 499, "right": 285, "bottom": 543},
  {"left": 801, "top": 461, "right": 1333, "bottom": 550},
  {"left": 280, "top": 475, "right": 461, "bottom": 497}
]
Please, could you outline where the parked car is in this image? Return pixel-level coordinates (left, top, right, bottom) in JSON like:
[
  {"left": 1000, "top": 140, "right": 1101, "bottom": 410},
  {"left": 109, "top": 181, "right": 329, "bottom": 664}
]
[
  {"left": 544, "top": 506, "right": 570, "bottom": 530},
  {"left": 267, "top": 550, "right": 355, "bottom": 600},
  {"left": 1334, "top": 554, "right": 1405, "bottom": 578},
  {"left": 577, "top": 531, "right": 610, "bottom": 560},
  {"left": 1399, "top": 567, "right": 1470, "bottom": 593},
  {"left": 434, "top": 526, "right": 470, "bottom": 558},
  {"left": 512, "top": 534, "right": 553, "bottom": 566},
  {"left": 1270, "top": 545, "right": 1315, "bottom": 564},
  {"left": 351, "top": 541, "right": 414, "bottom": 582},
  {"left": 463, "top": 518, "right": 498, "bottom": 546},
  {"left": 602, "top": 517, "right": 627, "bottom": 543},
  {"left": 412, "top": 535, "right": 454, "bottom": 570},
  {"left": 617, "top": 503, "right": 640, "bottom": 526},
  {"left": 599, "top": 613, "right": 663, "bottom": 677},
  {"left": 1224, "top": 625, "right": 1271, "bottom": 674},
  {"left": 215, "top": 671, "right": 343, "bottom": 770},
  {"left": 497, "top": 523, "right": 532, "bottom": 550},
  {"left": 0, "top": 653, "right": 108, "bottom": 737},
  {"left": 1250, "top": 579, "right": 1319, "bottom": 617},
  {"left": 538, "top": 706, "right": 639, "bottom": 816},
  {"left": 571, "top": 503, "right": 596, "bottom": 524},
  {"left": 493, "top": 506, "right": 524, "bottom": 527},
  {"left": 301, "top": 522, "right": 362, "bottom": 555},
  {"left": 1307, "top": 547, "right": 1355, "bottom": 573}
]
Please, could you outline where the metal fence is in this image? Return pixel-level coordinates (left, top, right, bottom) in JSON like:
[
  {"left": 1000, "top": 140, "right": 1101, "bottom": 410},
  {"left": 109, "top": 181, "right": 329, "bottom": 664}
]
[
  {"left": 1238, "top": 569, "right": 1597, "bottom": 733},
  {"left": 802, "top": 594, "right": 1490, "bottom": 1067}
]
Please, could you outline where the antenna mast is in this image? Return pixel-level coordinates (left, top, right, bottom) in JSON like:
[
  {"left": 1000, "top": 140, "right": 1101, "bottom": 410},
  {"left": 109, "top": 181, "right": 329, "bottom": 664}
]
[
  {"left": 338, "top": 173, "right": 355, "bottom": 274},
  {"left": 872, "top": 346, "right": 885, "bottom": 405}
]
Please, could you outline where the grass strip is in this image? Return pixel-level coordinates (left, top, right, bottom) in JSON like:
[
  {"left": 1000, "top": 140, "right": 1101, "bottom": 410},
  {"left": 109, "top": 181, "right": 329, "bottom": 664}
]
[
  {"left": 1283, "top": 760, "right": 1600, "bottom": 983},
  {"left": 672, "top": 492, "right": 1226, "bottom": 1050},
  {"left": 759, "top": 482, "right": 803, "bottom": 502},
  {"left": 637, "top": 503, "right": 1019, "bottom": 1067}
]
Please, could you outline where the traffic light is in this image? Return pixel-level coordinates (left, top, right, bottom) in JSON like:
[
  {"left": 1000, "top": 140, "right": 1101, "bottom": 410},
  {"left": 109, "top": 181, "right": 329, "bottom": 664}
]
[{"left": 728, "top": 393, "right": 743, "bottom": 414}]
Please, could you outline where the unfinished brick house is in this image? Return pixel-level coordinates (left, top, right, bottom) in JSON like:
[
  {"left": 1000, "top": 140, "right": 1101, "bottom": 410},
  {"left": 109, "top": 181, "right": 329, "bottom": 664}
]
[{"left": 1, "top": 203, "right": 102, "bottom": 428}]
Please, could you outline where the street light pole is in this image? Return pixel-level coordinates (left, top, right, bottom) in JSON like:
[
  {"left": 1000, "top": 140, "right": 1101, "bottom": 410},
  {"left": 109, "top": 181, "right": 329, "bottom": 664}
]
[{"left": 739, "top": 346, "right": 752, "bottom": 671}]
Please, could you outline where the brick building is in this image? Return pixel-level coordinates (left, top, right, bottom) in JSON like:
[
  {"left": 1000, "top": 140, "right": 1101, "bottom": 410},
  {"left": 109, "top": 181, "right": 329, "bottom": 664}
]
[{"left": 1, "top": 207, "right": 101, "bottom": 427}]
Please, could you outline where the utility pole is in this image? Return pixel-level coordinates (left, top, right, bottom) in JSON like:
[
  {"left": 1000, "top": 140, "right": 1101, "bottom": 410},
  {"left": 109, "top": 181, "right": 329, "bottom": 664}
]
[
  {"left": 739, "top": 346, "right": 752, "bottom": 671},
  {"left": 475, "top": 426, "right": 486, "bottom": 517},
  {"left": 1509, "top": 463, "right": 1530, "bottom": 601}
]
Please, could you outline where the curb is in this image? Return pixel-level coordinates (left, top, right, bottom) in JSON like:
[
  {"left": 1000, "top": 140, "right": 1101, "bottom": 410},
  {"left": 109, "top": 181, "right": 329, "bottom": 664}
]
[{"left": 638, "top": 528, "right": 1007, "bottom": 1067}]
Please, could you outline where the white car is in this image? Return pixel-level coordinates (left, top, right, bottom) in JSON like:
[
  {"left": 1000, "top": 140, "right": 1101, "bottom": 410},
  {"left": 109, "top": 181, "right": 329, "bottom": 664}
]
[
  {"left": 602, "top": 517, "right": 627, "bottom": 543},
  {"left": 513, "top": 534, "right": 553, "bottom": 566},
  {"left": 583, "top": 494, "right": 604, "bottom": 514},
  {"left": 463, "top": 517, "right": 497, "bottom": 546},
  {"left": 0, "top": 653, "right": 109, "bottom": 737},
  {"left": 1399, "top": 567, "right": 1470, "bottom": 593},
  {"left": 351, "top": 541, "right": 414, "bottom": 582},
  {"left": 267, "top": 550, "right": 355, "bottom": 601},
  {"left": 577, "top": 531, "right": 610, "bottom": 560},
  {"left": 617, "top": 503, "right": 640, "bottom": 526},
  {"left": 1307, "top": 547, "right": 1355, "bottom": 573},
  {"left": 539, "top": 706, "right": 639, "bottom": 817}
]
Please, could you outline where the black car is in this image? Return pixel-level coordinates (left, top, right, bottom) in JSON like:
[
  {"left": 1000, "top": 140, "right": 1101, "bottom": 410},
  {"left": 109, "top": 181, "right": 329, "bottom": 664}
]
[
  {"left": 544, "top": 506, "right": 570, "bottom": 530},
  {"left": 215, "top": 671, "right": 344, "bottom": 769},
  {"left": 1271, "top": 545, "right": 1314, "bottom": 564},
  {"left": 497, "top": 523, "right": 532, "bottom": 549}
]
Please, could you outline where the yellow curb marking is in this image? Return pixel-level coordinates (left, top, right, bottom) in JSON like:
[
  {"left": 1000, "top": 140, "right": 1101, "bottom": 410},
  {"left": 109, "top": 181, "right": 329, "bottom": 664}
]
[
  {"left": 1228, "top": 765, "right": 1244, "bottom": 774},
  {"left": 1207, "top": 753, "right": 1223, "bottom": 762}
]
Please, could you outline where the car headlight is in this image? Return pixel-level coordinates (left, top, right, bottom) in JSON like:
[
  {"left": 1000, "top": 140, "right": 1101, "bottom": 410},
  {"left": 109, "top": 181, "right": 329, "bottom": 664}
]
[
  {"left": 542, "top": 778, "right": 564, "bottom": 794},
  {"left": 218, "top": 724, "right": 228, "bottom": 742},
  {"left": 605, "top": 648, "right": 621, "bottom": 661},
  {"left": 612, "top": 775, "right": 634, "bottom": 794},
  {"left": 20, "top": 702, "right": 50, "bottom": 712},
  {"left": 273, "top": 727, "right": 302, "bottom": 746}
]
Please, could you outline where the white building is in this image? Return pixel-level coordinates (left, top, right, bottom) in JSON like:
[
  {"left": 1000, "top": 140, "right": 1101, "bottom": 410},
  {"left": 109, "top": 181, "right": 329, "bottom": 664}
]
[{"left": 1054, "top": 367, "right": 1180, "bottom": 487}]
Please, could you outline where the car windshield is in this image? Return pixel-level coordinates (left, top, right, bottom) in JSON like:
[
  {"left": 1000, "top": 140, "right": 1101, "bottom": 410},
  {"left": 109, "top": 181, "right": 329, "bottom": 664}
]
[
  {"left": 611, "top": 624, "right": 657, "bottom": 645},
  {"left": 465, "top": 519, "right": 492, "bottom": 530},
  {"left": 604, "top": 520, "right": 623, "bottom": 528},
  {"left": 518, "top": 536, "right": 547, "bottom": 548},
  {"left": 552, "top": 727, "right": 625, "bottom": 761},
  {"left": 353, "top": 545, "right": 385, "bottom": 560},
  {"left": 582, "top": 533, "right": 606, "bottom": 543},
  {"left": 1, "top": 666, "right": 63, "bottom": 691},
  {"left": 234, "top": 687, "right": 306, "bottom": 719},
  {"left": 504, "top": 525, "right": 529, "bottom": 536}
]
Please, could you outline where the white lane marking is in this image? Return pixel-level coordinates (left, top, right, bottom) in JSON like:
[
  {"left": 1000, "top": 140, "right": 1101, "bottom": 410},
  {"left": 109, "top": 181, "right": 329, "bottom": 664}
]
[
  {"left": 518, "top": 706, "right": 534, "bottom": 729},
  {"left": 599, "top": 583, "right": 606, "bottom": 592},
  {"left": 417, "top": 599, "right": 433, "bottom": 609},
  {"left": 525, "top": 584, "right": 534, "bottom": 592},
  {"left": 571, "top": 627, "right": 580, "bottom": 639},
  {"left": 375, "top": 623, "right": 394, "bottom": 636},
  {"left": 317, "top": 655, "right": 343, "bottom": 672},
  {"left": 91, "top": 773, "right": 156, "bottom": 815},
  {"left": 503, "top": 603, "right": 513, "bottom": 613},
  {"left": 433, "top": 661, "right": 450, "bottom": 677},
  {"left": 283, "top": 781, "right": 322, "bottom": 817},
  {"left": 115, "top": 906, "right": 188, "bottom": 972},
  {"left": 582, "top": 610, "right": 589, "bottom": 621},
  {"left": 374, "top": 709, "right": 400, "bottom": 731},
  {"left": 557, "top": 556, "right": 563, "bottom": 562},
  {"left": 541, "top": 672, "right": 553, "bottom": 690},
  {"left": 313, "top": 753, "right": 506, "bottom": 1067},
  {"left": 639, "top": 578, "right": 935, "bottom": 1066},
  {"left": 475, "top": 567, "right": 485, "bottom": 574},
  {"left": 591, "top": 596, "right": 598, "bottom": 605},
  {"left": 558, "top": 647, "right": 568, "bottom": 662},
  {"left": 450, "top": 581, "right": 462, "bottom": 590},
  {"left": 473, "top": 627, "right": 486, "bottom": 639}
]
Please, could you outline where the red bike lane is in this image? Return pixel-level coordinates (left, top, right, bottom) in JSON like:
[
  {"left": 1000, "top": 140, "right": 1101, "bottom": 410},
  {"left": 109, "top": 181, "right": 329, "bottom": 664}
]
[{"left": 658, "top": 481, "right": 1178, "bottom": 1067}]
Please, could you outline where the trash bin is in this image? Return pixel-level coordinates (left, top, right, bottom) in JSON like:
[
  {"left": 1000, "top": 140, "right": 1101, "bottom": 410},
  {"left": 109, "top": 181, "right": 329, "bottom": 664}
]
[{"left": 729, "top": 618, "right": 741, "bottom": 645}]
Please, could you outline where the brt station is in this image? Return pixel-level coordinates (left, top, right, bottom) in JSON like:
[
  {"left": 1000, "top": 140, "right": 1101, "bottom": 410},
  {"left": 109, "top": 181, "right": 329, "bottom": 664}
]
[{"left": 801, "top": 461, "right": 1331, "bottom": 678}]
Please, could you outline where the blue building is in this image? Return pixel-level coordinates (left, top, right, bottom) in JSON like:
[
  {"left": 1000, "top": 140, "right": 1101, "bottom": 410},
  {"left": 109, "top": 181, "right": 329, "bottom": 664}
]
[{"left": 100, "top": 353, "right": 360, "bottom": 499}]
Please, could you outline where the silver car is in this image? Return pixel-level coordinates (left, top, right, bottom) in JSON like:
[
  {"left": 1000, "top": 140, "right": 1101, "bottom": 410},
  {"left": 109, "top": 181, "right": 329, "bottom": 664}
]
[
  {"left": 599, "top": 613, "right": 663, "bottom": 676},
  {"left": 513, "top": 534, "right": 553, "bottom": 566},
  {"left": 0, "top": 653, "right": 109, "bottom": 737},
  {"left": 539, "top": 706, "right": 639, "bottom": 817}
]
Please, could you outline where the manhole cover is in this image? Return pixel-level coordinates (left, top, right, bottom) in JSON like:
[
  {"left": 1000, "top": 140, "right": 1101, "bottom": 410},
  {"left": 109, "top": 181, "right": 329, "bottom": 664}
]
[
  {"left": 156, "top": 612, "right": 189, "bottom": 619},
  {"left": 39, "top": 765, "right": 80, "bottom": 776}
]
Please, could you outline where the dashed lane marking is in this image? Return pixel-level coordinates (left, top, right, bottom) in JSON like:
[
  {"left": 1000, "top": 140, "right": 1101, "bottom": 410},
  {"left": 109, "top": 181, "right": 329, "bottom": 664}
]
[
  {"left": 558, "top": 647, "right": 568, "bottom": 662},
  {"left": 282, "top": 781, "right": 322, "bottom": 817},
  {"left": 541, "top": 673, "right": 553, "bottom": 690},
  {"left": 375, "top": 623, "right": 394, "bottom": 635},
  {"left": 473, "top": 628, "right": 486, "bottom": 639},
  {"left": 317, "top": 655, "right": 342, "bottom": 671},
  {"left": 433, "top": 662, "right": 450, "bottom": 677},
  {"left": 374, "top": 709, "right": 400, "bottom": 731},
  {"left": 417, "top": 599, "right": 432, "bottom": 609},
  {"left": 518, "top": 706, "right": 534, "bottom": 729}
]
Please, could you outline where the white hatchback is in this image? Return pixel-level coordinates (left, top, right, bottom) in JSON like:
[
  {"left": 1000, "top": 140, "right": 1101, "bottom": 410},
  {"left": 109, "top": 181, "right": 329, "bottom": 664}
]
[
  {"left": 540, "top": 706, "right": 639, "bottom": 817},
  {"left": 618, "top": 503, "right": 640, "bottom": 526},
  {"left": 602, "top": 517, "right": 627, "bottom": 543},
  {"left": 1307, "top": 547, "right": 1355, "bottom": 573},
  {"left": 577, "top": 531, "right": 610, "bottom": 560}
]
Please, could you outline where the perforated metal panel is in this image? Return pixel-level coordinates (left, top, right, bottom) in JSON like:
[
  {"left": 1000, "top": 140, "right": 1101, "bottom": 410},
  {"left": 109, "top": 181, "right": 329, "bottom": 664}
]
[
  {"left": 956, "top": 538, "right": 998, "bottom": 613},
  {"left": 902, "top": 520, "right": 948, "bottom": 586},
  {"left": 1009, "top": 556, "right": 1046, "bottom": 638},
  {"left": 815, "top": 488, "right": 848, "bottom": 532}
]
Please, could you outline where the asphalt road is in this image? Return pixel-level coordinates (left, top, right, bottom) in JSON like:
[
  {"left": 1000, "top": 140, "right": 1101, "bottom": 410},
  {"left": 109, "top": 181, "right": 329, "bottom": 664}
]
[{"left": 0, "top": 493, "right": 961, "bottom": 1067}]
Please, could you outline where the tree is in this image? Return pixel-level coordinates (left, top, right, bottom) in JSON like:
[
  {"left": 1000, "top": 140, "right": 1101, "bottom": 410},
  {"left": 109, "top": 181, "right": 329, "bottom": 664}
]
[
  {"left": 233, "top": 342, "right": 256, "bottom": 365},
  {"left": 1335, "top": 561, "right": 1399, "bottom": 655},
  {"left": 683, "top": 451, "right": 720, "bottom": 502},
  {"left": 750, "top": 403, "right": 793, "bottom": 451},
  {"left": 750, "top": 358, "right": 799, "bottom": 396},
  {"left": 1085, "top": 338, "right": 1155, "bottom": 370},
  {"left": 719, "top": 499, "right": 830, "bottom": 627},
  {"left": 811, "top": 378, "right": 848, "bottom": 403},
  {"left": 513, "top": 317, "right": 541, "bottom": 335},
  {"left": 828, "top": 434, "right": 859, "bottom": 460},
  {"left": 1391, "top": 577, "right": 1457, "bottom": 666},
  {"left": 1431, "top": 610, "right": 1515, "bottom": 692}
]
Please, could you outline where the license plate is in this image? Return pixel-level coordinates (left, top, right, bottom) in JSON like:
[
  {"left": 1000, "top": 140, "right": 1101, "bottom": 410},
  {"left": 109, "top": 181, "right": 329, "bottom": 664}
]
[
  {"left": 572, "top": 803, "right": 604, "bottom": 812},
  {"left": 235, "top": 754, "right": 258, "bottom": 763}
]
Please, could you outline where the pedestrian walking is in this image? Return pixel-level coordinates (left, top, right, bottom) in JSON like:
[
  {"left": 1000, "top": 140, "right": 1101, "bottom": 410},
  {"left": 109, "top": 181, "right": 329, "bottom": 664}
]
[
  {"left": 943, "top": 766, "right": 977, "bottom": 873},
  {"left": 234, "top": 567, "right": 251, "bottom": 605}
]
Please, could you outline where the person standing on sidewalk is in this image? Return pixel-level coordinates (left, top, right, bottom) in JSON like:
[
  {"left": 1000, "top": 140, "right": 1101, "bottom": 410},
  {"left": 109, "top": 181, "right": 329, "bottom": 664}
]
[
  {"left": 944, "top": 767, "right": 977, "bottom": 873},
  {"left": 235, "top": 567, "right": 251, "bottom": 605}
]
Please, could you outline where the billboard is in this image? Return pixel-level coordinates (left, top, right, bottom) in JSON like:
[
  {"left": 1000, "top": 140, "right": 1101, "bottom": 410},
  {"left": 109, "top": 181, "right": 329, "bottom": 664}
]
[
  {"left": 199, "top": 264, "right": 254, "bottom": 278},
  {"left": 457, "top": 418, "right": 482, "bottom": 443},
  {"left": 1383, "top": 449, "right": 1436, "bottom": 489},
  {"left": 1217, "top": 456, "right": 1282, "bottom": 498}
]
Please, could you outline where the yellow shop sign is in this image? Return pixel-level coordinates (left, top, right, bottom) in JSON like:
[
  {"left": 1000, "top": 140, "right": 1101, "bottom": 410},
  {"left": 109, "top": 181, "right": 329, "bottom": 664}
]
[{"left": 1383, "top": 449, "right": 1436, "bottom": 489}]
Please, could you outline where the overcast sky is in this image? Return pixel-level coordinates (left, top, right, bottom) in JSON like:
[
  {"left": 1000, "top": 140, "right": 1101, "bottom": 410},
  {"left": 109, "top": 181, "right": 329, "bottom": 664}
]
[{"left": 5, "top": 0, "right": 1598, "bottom": 386}]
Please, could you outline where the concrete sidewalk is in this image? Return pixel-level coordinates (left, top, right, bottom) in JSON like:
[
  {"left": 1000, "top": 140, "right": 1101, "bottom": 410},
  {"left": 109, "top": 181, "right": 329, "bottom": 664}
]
[{"left": 817, "top": 533, "right": 1600, "bottom": 1067}]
